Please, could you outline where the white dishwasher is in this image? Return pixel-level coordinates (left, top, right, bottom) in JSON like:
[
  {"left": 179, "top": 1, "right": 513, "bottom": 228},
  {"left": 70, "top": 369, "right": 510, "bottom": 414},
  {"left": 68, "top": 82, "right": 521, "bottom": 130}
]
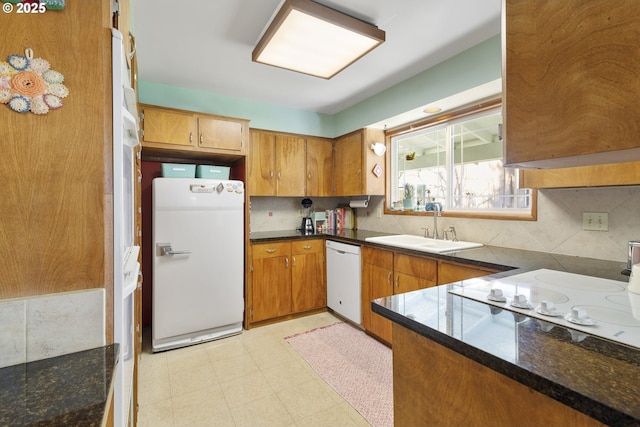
[{"left": 326, "top": 240, "right": 361, "bottom": 324}]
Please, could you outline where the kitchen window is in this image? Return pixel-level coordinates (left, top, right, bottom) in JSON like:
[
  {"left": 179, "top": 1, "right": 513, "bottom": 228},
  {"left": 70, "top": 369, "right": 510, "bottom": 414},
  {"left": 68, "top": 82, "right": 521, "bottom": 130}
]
[{"left": 388, "top": 102, "right": 535, "bottom": 219}]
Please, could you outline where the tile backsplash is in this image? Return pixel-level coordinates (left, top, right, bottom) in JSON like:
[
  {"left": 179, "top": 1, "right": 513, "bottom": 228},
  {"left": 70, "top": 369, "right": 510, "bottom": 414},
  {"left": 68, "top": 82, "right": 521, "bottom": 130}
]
[
  {"left": 0, "top": 289, "right": 105, "bottom": 368},
  {"left": 250, "top": 186, "right": 640, "bottom": 264}
]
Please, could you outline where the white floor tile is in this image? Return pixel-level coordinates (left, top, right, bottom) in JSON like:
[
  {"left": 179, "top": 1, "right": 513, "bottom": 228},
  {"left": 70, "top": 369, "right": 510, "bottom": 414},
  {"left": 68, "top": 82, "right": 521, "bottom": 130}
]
[{"left": 138, "top": 313, "right": 374, "bottom": 426}]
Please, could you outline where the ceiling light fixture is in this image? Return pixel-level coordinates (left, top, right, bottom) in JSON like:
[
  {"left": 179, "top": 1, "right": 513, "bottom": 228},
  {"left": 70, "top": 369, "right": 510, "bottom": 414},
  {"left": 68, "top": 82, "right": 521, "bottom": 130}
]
[
  {"left": 252, "top": 0, "right": 385, "bottom": 79},
  {"left": 423, "top": 107, "right": 442, "bottom": 114}
]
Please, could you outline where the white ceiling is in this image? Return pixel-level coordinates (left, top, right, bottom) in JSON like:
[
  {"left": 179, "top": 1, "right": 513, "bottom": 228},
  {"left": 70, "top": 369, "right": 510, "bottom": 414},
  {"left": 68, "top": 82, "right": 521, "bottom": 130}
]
[{"left": 131, "top": 0, "right": 502, "bottom": 118}]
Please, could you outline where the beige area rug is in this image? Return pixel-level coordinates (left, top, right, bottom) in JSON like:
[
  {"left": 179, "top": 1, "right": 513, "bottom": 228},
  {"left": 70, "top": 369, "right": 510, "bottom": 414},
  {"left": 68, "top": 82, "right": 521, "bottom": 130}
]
[{"left": 285, "top": 322, "right": 393, "bottom": 427}]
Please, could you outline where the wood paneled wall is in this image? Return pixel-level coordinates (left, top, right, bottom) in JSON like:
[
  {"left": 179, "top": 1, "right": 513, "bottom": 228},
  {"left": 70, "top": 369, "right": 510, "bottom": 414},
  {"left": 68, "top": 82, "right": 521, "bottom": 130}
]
[{"left": 0, "top": 0, "right": 112, "bottom": 335}]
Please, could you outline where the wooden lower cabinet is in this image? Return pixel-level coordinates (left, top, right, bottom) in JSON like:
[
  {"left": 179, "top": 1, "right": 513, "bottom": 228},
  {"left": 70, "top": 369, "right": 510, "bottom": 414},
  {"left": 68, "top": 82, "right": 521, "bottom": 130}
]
[
  {"left": 395, "top": 253, "right": 437, "bottom": 292},
  {"left": 291, "top": 239, "right": 326, "bottom": 312},
  {"left": 438, "top": 261, "right": 499, "bottom": 284},
  {"left": 362, "top": 247, "right": 499, "bottom": 345},
  {"left": 250, "top": 239, "right": 326, "bottom": 326},
  {"left": 392, "top": 324, "right": 604, "bottom": 427},
  {"left": 362, "top": 247, "right": 394, "bottom": 344},
  {"left": 362, "top": 247, "right": 437, "bottom": 345},
  {"left": 251, "top": 241, "right": 292, "bottom": 322}
]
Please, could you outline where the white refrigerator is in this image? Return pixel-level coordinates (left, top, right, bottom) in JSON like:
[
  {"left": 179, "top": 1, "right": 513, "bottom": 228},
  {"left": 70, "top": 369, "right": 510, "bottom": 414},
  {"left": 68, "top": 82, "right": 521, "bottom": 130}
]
[{"left": 152, "top": 178, "right": 245, "bottom": 352}]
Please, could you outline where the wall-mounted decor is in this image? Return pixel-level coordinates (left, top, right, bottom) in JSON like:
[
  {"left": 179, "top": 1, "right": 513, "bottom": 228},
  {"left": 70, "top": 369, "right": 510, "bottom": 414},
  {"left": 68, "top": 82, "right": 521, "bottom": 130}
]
[{"left": 0, "top": 48, "right": 68, "bottom": 114}]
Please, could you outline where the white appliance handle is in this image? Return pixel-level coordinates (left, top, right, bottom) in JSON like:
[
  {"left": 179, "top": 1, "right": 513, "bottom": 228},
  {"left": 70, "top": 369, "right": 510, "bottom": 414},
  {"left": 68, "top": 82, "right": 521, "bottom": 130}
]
[{"left": 158, "top": 244, "right": 192, "bottom": 256}]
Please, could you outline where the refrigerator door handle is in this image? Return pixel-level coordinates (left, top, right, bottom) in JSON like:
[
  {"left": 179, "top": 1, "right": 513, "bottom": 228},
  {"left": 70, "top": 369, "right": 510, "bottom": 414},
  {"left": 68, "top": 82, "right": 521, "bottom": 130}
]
[{"left": 158, "top": 244, "right": 192, "bottom": 256}]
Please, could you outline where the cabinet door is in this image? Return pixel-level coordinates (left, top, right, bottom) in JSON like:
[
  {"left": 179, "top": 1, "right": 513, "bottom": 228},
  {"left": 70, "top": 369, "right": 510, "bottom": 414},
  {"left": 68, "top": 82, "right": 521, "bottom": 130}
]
[
  {"left": 504, "top": 0, "right": 640, "bottom": 168},
  {"left": 366, "top": 263, "right": 394, "bottom": 344},
  {"left": 198, "top": 116, "right": 245, "bottom": 154},
  {"left": 141, "top": 107, "right": 196, "bottom": 147},
  {"left": 276, "top": 135, "right": 306, "bottom": 196},
  {"left": 248, "top": 130, "right": 276, "bottom": 196},
  {"left": 334, "top": 132, "right": 363, "bottom": 196},
  {"left": 394, "top": 272, "right": 433, "bottom": 294},
  {"left": 291, "top": 240, "right": 325, "bottom": 313},
  {"left": 252, "top": 256, "right": 291, "bottom": 322},
  {"left": 306, "top": 137, "right": 334, "bottom": 197},
  {"left": 362, "top": 247, "right": 394, "bottom": 343}
]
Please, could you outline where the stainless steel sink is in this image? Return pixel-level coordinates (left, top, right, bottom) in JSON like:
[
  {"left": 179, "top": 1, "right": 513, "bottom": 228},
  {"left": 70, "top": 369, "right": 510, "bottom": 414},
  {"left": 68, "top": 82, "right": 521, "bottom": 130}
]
[{"left": 364, "top": 234, "right": 483, "bottom": 254}]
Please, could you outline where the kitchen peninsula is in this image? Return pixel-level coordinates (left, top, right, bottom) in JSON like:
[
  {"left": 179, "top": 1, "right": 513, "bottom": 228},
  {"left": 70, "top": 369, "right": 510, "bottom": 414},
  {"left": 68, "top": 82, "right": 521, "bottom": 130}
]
[
  {"left": 252, "top": 228, "right": 639, "bottom": 426},
  {"left": 373, "top": 273, "right": 640, "bottom": 426}
]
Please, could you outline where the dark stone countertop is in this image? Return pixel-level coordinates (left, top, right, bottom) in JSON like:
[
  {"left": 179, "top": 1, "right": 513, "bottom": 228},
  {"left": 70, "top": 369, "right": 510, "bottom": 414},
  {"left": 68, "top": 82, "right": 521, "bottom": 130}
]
[
  {"left": 250, "top": 229, "right": 628, "bottom": 280},
  {"left": 0, "top": 344, "right": 119, "bottom": 427},
  {"left": 252, "top": 229, "right": 638, "bottom": 425}
]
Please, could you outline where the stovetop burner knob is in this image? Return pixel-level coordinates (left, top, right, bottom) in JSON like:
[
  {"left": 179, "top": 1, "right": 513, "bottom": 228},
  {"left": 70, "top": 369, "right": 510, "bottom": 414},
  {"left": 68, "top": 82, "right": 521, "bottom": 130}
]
[
  {"left": 510, "top": 294, "right": 533, "bottom": 309},
  {"left": 487, "top": 288, "right": 506, "bottom": 302},
  {"left": 514, "top": 294, "right": 527, "bottom": 304}
]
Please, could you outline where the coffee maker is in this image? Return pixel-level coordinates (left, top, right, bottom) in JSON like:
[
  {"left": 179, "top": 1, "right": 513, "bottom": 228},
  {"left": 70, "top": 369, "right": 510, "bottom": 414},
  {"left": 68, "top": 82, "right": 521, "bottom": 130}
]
[{"left": 300, "top": 198, "right": 314, "bottom": 234}]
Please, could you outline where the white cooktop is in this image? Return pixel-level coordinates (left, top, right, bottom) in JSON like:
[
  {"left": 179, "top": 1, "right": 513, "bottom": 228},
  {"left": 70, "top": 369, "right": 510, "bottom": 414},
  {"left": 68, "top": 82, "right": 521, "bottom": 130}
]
[{"left": 449, "top": 269, "right": 640, "bottom": 349}]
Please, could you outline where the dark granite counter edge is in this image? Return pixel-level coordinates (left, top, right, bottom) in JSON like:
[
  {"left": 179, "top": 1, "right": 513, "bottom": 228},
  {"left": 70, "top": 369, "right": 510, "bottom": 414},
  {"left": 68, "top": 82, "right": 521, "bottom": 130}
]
[
  {"left": 372, "top": 302, "right": 636, "bottom": 426},
  {"left": 0, "top": 344, "right": 119, "bottom": 427}
]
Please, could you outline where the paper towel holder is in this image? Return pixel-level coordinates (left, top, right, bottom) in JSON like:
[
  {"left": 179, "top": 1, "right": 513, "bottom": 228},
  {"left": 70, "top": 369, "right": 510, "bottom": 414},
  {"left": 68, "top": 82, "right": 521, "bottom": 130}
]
[
  {"left": 370, "top": 142, "right": 386, "bottom": 156},
  {"left": 349, "top": 196, "right": 370, "bottom": 209}
]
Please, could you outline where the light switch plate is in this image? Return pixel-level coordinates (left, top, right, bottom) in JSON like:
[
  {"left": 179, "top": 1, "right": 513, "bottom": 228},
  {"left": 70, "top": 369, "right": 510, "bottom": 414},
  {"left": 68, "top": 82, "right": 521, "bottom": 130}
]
[{"left": 582, "top": 212, "right": 608, "bottom": 231}]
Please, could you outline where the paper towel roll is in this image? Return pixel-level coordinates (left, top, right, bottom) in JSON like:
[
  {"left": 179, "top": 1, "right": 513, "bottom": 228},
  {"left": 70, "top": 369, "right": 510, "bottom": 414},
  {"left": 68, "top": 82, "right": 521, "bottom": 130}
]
[{"left": 349, "top": 200, "right": 369, "bottom": 208}]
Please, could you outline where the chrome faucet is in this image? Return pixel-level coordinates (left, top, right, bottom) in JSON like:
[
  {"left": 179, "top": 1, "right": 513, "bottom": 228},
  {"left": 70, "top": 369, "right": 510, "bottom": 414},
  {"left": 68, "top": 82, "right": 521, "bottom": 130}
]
[
  {"left": 421, "top": 227, "right": 430, "bottom": 238},
  {"left": 443, "top": 226, "right": 458, "bottom": 241},
  {"left": 432, "top": 203, "right": 441, "bottom": 239}
]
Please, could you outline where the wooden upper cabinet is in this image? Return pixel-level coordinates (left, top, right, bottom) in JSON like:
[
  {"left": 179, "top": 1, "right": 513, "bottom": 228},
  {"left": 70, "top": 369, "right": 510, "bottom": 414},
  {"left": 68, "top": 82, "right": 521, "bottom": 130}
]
[
  {"left": 141, "top": 107, "right": 196, "bottom": 147},
  {"left": 197, "top": 115, "right": 246, "bottom": 153},
  {"left": 306, "top": 137, "right": 334, "bottom": 197},
  {"left": 139, "top": 104, "right": 248, "bottom": 157},
  {"left": 503, "top": 0, "right": 640, "bottom": 169},
  {"left": 248, "top": 130, "right": 276, "bottom": 195},
  {"left": 334, "top": 132, "right": 363, "bottom": 196},
  {"left": 275, "top": 135, "right": 306, "bottom": 196},
  {"left": 248, "top": 130, "right": 331, "bottom": 197},
  {"left": 334, "top": 128, "right": 385, "bottom": 196}
]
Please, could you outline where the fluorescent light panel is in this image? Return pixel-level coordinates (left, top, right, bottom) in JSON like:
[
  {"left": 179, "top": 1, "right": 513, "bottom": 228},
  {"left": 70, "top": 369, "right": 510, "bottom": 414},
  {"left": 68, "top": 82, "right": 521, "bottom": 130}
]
[{"left": 253, "top": 0, "right": 385, "bottom": 79}]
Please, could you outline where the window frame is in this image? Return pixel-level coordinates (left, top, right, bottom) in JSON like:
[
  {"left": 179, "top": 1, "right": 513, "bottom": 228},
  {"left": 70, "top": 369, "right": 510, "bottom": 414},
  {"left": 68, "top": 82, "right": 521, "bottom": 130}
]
[{"left": 383, "top": 99, "right": 537, "bottom": 221}]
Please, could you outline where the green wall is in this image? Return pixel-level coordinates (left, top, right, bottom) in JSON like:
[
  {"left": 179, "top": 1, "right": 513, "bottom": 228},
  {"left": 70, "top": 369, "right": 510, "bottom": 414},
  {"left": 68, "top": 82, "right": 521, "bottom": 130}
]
[{"left": 138, "top": 35, "right": 501, "bottom": 138}]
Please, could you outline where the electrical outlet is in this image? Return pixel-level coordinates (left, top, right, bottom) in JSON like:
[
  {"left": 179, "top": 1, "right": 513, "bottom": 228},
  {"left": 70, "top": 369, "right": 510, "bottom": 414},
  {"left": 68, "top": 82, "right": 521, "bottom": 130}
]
[
  {"left": 376, "top": 208, "right": 382, "bottom": 218},
  {"left": 582, "top": 212, "right": 608, "bottom": 231}
]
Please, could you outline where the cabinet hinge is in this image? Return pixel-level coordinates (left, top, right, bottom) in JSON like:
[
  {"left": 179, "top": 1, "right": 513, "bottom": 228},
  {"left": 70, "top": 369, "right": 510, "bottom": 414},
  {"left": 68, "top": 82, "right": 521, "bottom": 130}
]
[
  {"left": 140, "top": 112, "right": 144, "bottom": 121},
  {"left": 140, "top": 129, "right": 145, "bottom": 138},
  {"left": 249, "top": 265, "right": 253, "bottom": 272}
]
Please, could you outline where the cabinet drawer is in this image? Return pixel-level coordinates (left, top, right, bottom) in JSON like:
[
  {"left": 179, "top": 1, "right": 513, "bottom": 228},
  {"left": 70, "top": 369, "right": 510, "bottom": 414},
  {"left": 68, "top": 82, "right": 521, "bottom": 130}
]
[
  {"left": 252, "top": 242, "right": 291, "bottom": 259},
  {"left": 438, "top": 261, "right": 497, "bottom": 285},
  {"left": 394, "top": 253, "right": 437, "bottom": 282},
  {"left": 291, "top": 239, "right": 323, "bottom": 254},
  {"left": 363, "top": 246, "right": 393, "bottom": 269}
]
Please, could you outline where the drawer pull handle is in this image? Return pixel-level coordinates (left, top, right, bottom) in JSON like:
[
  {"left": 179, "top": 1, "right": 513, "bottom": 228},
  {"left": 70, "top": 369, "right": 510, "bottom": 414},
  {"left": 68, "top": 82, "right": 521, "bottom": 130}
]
[
  {"left": 266, "top": 248, "right": 276, "bottom": 253},
  {"left": 303, "top": 245, "right": 312, "bottom": 250}
]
